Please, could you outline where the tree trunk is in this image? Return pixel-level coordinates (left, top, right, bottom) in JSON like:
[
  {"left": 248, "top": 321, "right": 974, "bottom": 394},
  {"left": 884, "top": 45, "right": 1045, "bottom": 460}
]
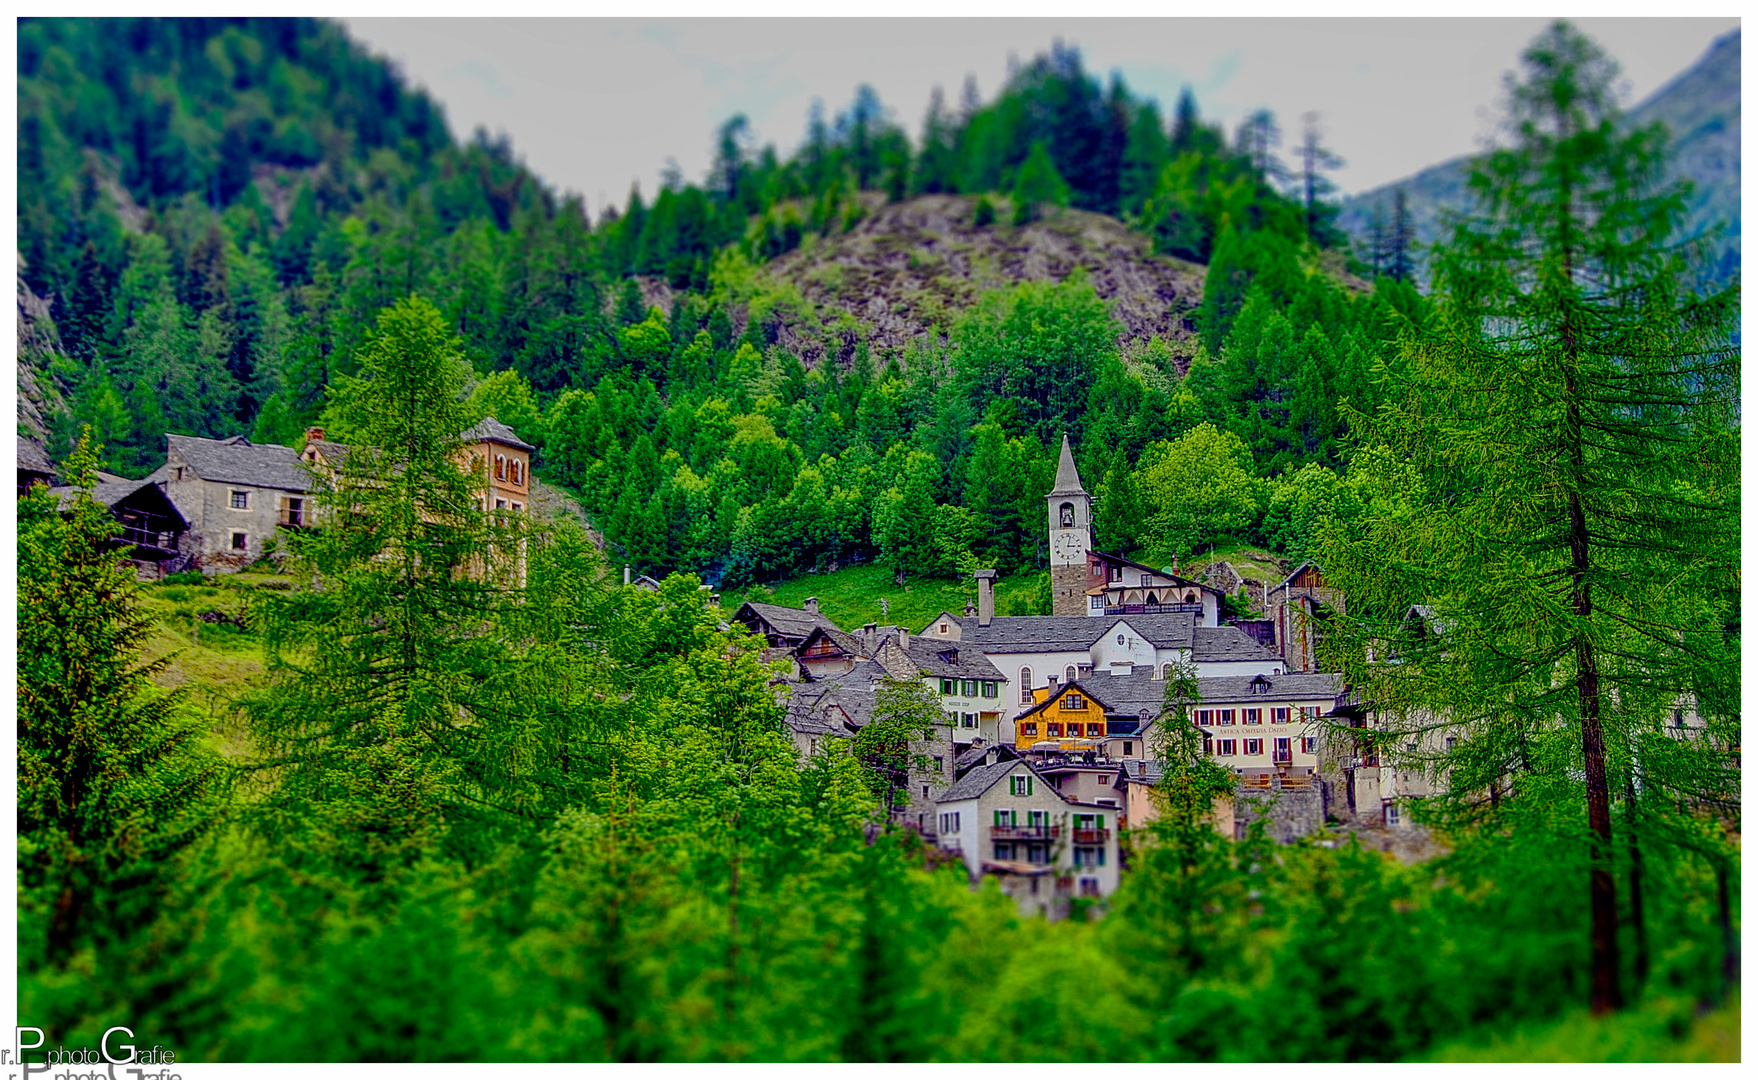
[
  {"left": 1570, "top": 477, "right": 1621, "bottom": 1015},
  {"left": 1716, "top": 855, "right": 1738, "bottom": 1002},
  {"left": 1625, "top": 777, "right": 1649, "bottom": 997}
]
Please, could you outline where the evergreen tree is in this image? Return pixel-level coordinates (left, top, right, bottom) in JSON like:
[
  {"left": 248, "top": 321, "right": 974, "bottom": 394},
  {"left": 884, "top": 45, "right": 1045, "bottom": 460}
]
[
  {"left": 1011, "top": 140, "right": 1072, "bottom": 226},
  {"left": 1318, "top": 21, "right": 1740, "bottom": 1016}
]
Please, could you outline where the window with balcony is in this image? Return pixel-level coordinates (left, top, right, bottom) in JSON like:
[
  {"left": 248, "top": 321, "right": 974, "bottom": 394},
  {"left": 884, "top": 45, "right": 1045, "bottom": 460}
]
[
  {"left": 1274, "top": 737, "right": 1292, "bottom": 763},
  {"left": 1027, "top": 810, "right": 1048, "bottom": 828},
  {"left": 993, "top": 810, "right": 1015, "bottom": 827}
]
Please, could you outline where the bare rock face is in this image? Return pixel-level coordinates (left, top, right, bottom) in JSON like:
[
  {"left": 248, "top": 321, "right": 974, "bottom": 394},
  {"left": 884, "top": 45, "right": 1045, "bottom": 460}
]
[
  {"left": 17, "top": 259, "right": 65, "bottom": 439},
  {"left": 619, "top": 193, "right": 1208, "bottom": 377}
]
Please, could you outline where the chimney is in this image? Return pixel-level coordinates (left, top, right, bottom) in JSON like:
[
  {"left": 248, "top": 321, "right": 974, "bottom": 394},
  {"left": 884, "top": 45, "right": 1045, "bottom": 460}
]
[
  {"left": 624, "top": 565, "right": 631, "bottom": 586},
  {"left": 964, "top": 600, "right": 977, "bottom": 617},
  {"left": 304, "top": 426, "right": 325, "bottom": 445},
  {"left": 974, "top": 568, "right": 997, "bottom": 627},
  {"left": 804, "top": 596, "right": 819, "bottom": 616},
  {"left": 899, "top": 629, "right": 910, "bottom": 650},
  {"left": 863, "top": 623, "right": 877, "bottom": 652}
]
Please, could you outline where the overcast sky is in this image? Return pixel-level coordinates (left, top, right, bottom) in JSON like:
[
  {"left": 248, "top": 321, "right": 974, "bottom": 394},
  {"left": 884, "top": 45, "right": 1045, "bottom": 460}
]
[{"left": 340, "top": 17, "right": 1738, "bottom": 218}]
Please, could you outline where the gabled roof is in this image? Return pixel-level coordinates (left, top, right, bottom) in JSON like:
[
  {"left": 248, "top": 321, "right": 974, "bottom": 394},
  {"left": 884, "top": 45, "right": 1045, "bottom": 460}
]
[
  {"left": 165, "top": 434, "right": 310, "bottom": 492},
  {"left": 1047, "top": 432, "right": 1086, "bottom": 497},
  {"left": 734, "top": 600, "right": 841, "bottom": 641},
  {"left": 458, "top": 415, "right": 536, "bottom": 452},
  {"left": 796, "top": 624, "right": 868, "bottom": 660},
  {"left": 1274, "top": 560, "right": 1324, "bottom": 592},
  {"left": 938, "top": 757, "right": 1050, "bottom": 803},
  {"left": 1114, "top": 760, "right": 1165, "bottom": 787},
  {"left": 302, "top": 439, "right": 353, "bottom": 467},
  {"left": 47, "top": 477, "right": 186, "bottom": 520},
  {"left": 919, "top": 611, "right": 1201, "bottom": 653},
  {"left": 1016, "top": 679, "right": 1116, "bottom": 721},
  {"left": 1089, "top": 549, "right": 1220, "bottom": 595},
  {"left": 17, "top": 436, "right": 54, "bottom": 476}
]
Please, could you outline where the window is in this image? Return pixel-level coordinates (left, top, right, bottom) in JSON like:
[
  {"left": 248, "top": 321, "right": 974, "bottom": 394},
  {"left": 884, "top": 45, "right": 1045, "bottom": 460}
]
[
  {"left": 495, "top": 455, "right": 506, "bottom": 480},
  {"left": 1244, "top": 708, "right": 1262, "bottom": 725},
  {"left": 1009, "top": 775, "right": 1034, "bottom": 796},
  {"left": 1216, "top": 710, "right": 1235, "bottom": 726},
  {"left": 1217, "top": 739, "right": 1237, "bottom": 756},
  {"left": 1027, "top": 810, "right": 1047, "bottom": 827},
  {"left": 1123, "top": 741, "right": 1134, "bottom": 756},
  {"left": 962, "top": 713, "right": 977, "bottom": 728},
  {"left": 1162, "top": 664, "right": 1174, "bottom": 679},
  {"left": 1080, "top": 877, "right": 1101, "bottom": 897},
  {"left": 513, "top": 460, "right": 523, "bottom": 484},
  {"left": 941, "top": 812, "right": 961, "bottom": 834},
  {"left": 1064, "top": 665, "right": 1077, "bottom": 683},
  {"left": 511, "top": 502, "right": 522, "bottom": 513},
  {"left": 230, "top": 531, "right": 248, "bottom": 551},
  {"left": 230, "top": 489, "right": 249, "bottom": 509},
  {"left": 1060, "top": 502, "right": 1075, "bottom": 528},
  {"left": 1244, "top": 738, "right": 1263, "bottom": 755},
  {"left": 496, "top": 499, "right": 507, "bottom": 510},
  {"left": 1047, "top": 724, "right": 1062, "bottom": 737},
  {"left": 1301, "top": 736, "right": 1316, "bottom": 754},
  {"left": 1062, "top": 694, "right": 1085, "bottom": 710},
  {"left": 939, "top": 622, "right": 949, "bottom": 635},
  {"left": 1116, "top": 634, "right": 1125, "bottom": 645},
  {"left": 1195, "top": 709, "right": 1212, "bottom": 724},
  {"left": 1386, "top": 802, "right": 1401, "bottom": 826},
  {"left": 1090, "top": 595, "right": 1104, "bottom": 611},
  {"left": 1301, "top": 706, "right": 1321, "bottom": 720},
  {"left": 982, "top": 681, "right": 997, "bottom": 698},
  {"left": 962, "top": 679, "right": 977, "bottom": 696},
  {"left": 994, "top": 843, "right": 1014, "bottom": 860},
  {"left": 1019, "top": 669, "right": 1033, "bottom": 703},
  {"left": 933, "top": 756, "right": 944, "bottom": 773},
  {"left": 994, "top": 810, "right": 1014, "bottom": 827},
  {"left": 941, "top": 678, "right": 954, "bottom": 695},
  {"left": 1272, "top": 707, "right": 1291, "bottom": 723},
  {"left": 1098, "top": 774, "right": 1110, "bottom": 786},
  {"left": 1022, "top": 723, "right": 1037, "bottom": 736},
  {"left": 921, "top": 785, "right": 928, "bottom": 798}
]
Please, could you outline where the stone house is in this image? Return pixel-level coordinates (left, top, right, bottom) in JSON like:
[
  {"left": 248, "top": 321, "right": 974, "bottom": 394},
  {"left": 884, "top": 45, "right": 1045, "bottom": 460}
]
[{"left": 149, "top": 434, "right": 311, "bottom": 572}]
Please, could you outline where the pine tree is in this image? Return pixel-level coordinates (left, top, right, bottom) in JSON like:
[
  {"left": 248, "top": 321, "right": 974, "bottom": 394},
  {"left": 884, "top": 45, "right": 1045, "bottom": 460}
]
[
  {"left": 1319, "top": 22, "right": 1740, "bottom": 1016},
  {"left": 17, "top": 435, "right": 221, "bottom": 963},
  {"left": 1388, "top": 188, "right": 1415, "bottom": 284}
]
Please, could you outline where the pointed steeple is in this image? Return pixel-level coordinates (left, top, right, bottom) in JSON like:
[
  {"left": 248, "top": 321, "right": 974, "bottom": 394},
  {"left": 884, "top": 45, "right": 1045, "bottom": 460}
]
[{"left": 1048, "top": 431, "right": 1085, "bottom": 496}]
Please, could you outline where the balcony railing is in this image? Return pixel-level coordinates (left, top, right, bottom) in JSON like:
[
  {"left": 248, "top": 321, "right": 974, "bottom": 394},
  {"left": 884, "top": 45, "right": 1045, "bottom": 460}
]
[
  {"left": 118, "top": 526, "right": 178, "bottom": 555},
  {"left": 1273, "top": 753, "right": 1294, "bottom": 766},
  {"left": 1105, "top": 602, "right": 1203, "bottom": 616},
  {"left": 991, "top": 824, "right": 1059, "bottom": 840},
  {"left": 1072, "top": 828, "right": 1110, "bottom": 844}
]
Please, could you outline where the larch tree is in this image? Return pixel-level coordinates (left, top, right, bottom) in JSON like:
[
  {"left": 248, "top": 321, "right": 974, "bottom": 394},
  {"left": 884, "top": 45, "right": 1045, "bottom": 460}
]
[{"left": 1318, "top": 22, "right": 1739, "bottom": 1015}]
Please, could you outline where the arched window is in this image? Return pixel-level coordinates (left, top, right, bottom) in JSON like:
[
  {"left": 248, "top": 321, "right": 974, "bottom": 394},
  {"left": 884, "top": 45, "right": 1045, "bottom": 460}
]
[
  {"left": 1019, "top": 668, "right": 1033, "bottom": 704},
  {"left": 513, "top": 459, "right": 523, "bottom": 485},
  {"left": 1184, "top": 592, "right": 1196, "bottom": 603},
  {"left": 495, "top": 455, "right": 506, "bottom": 480},
  {"left": 1064, "top": 665, "right": 1077, "bottom": 684},
  {"left": 1162, "top": 663, "right": 1174, "bottom": 679},
  {"left": 1059, "top": 502, "right": 1075, "bottom": 528}
]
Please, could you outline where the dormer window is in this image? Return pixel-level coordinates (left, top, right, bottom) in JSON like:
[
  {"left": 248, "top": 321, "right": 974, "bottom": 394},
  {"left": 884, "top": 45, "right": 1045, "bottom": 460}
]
[{"left": 1250, "top": 675, "right": 1272, "bottom": 695}]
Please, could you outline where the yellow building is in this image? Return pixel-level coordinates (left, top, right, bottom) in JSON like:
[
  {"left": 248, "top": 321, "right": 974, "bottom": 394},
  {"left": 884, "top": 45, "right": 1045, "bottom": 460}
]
[{"left": 1013, "top": 681, "right": 1114, "bottom": 752}]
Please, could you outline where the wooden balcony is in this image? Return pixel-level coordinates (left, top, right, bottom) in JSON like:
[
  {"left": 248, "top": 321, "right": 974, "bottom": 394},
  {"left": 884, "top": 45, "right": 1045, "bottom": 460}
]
[
  {"left": 1072, "top": 828, "right": 1110, "bottom": 844},
  {"left": 1105, "top": 602, "right": 1203, "bottom": 616},
  {"left": 991, "top": 824, "right": 1059, "bottom": 840}
]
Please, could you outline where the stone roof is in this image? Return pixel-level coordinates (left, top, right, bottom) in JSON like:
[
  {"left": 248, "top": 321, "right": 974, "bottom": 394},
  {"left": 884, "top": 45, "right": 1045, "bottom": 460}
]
[
  {"left": 17, "top": 436, "right": 54, "bottom": 476},
  {"left": 457, "top": 415, "right": 536, "bottom": 452},
  {"left": 737, "top": 601, "right": 841, "bottom": 642},
  {"left": 1192, "top": 672, "right": 1340, "bottom": 704},
  {"left": 922, "top": 611, "right": 1202, "bottom": 653},
  {"left": 166, "top": 434, "right": 310, "bottom": 492},
  {"left": 47, "top": 478, "right": 188, "bottom": 524},
  {"left": 1114, "top": 760, "right": 1165, "bottom": 787},
  {"left": 302, "top": 439, "right": 353, "bottom": 467},
  {"left": 1192, "top": 625, "right": 1283, "bottom": 663},
  {"left": 937, "top": 757, "right": 1042, "bottom": 803},
  {"left": 1048, "top": 432, "right": 1086, "bottom": 497},
  {"left": 897, "top": 635, "right": 1006, "bottom": 680}
]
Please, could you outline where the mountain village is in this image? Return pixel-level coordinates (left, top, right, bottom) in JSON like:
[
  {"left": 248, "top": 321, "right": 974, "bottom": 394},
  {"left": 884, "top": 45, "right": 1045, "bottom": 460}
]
[{"left": 26, "top": 417, "right": 1653, "bottom": 924}]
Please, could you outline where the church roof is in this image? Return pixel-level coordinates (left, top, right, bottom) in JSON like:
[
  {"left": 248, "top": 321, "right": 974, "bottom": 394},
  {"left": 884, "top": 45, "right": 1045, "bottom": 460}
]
[{"left": 1047, "top": 432, "right": 1086, "bottom": 497}]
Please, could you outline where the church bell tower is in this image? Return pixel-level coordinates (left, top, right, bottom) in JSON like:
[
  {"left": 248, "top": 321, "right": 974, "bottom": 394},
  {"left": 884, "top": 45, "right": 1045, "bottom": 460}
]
[{"left": 1046, "top": 433, "right": 1091, "bottom": 617}]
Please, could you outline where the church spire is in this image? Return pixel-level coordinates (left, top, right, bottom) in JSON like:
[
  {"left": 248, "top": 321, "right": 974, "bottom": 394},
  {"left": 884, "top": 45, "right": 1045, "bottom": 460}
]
[{"left": 1048, "top": 431, "right": 1085, "bottom": 496}]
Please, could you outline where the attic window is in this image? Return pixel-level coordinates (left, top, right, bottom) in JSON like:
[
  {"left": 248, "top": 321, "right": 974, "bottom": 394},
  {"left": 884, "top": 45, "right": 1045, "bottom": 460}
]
[
  {"left": 939, "top": 622, "right": 949, "bottom": 635},
  {"left": 1116, "top": 634, "right": 1125, "bottom": 645}
]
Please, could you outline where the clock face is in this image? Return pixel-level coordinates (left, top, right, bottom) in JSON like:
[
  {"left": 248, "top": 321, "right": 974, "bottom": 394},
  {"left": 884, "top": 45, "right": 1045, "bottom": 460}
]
[{"left": 1052, "top": 531, "right": 1085, "bottom": 562}]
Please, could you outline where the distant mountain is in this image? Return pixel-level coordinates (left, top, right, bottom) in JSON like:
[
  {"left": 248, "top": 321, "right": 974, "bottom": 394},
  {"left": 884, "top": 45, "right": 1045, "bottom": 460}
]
[{"left": 1338, "top": 29, "right": 1740, "bottom": 285}]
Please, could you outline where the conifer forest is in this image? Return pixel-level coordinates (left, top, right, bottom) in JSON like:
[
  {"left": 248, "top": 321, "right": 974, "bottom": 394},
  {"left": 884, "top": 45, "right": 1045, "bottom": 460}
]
[{"left": 15, "top": 17, "right": 1740, "bottom": 1063}]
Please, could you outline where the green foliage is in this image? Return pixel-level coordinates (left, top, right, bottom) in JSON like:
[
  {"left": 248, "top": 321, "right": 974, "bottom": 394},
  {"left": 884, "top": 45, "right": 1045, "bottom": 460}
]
[{"left": 1010, "top": 140, "right": 1072, "bottom": 225}]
